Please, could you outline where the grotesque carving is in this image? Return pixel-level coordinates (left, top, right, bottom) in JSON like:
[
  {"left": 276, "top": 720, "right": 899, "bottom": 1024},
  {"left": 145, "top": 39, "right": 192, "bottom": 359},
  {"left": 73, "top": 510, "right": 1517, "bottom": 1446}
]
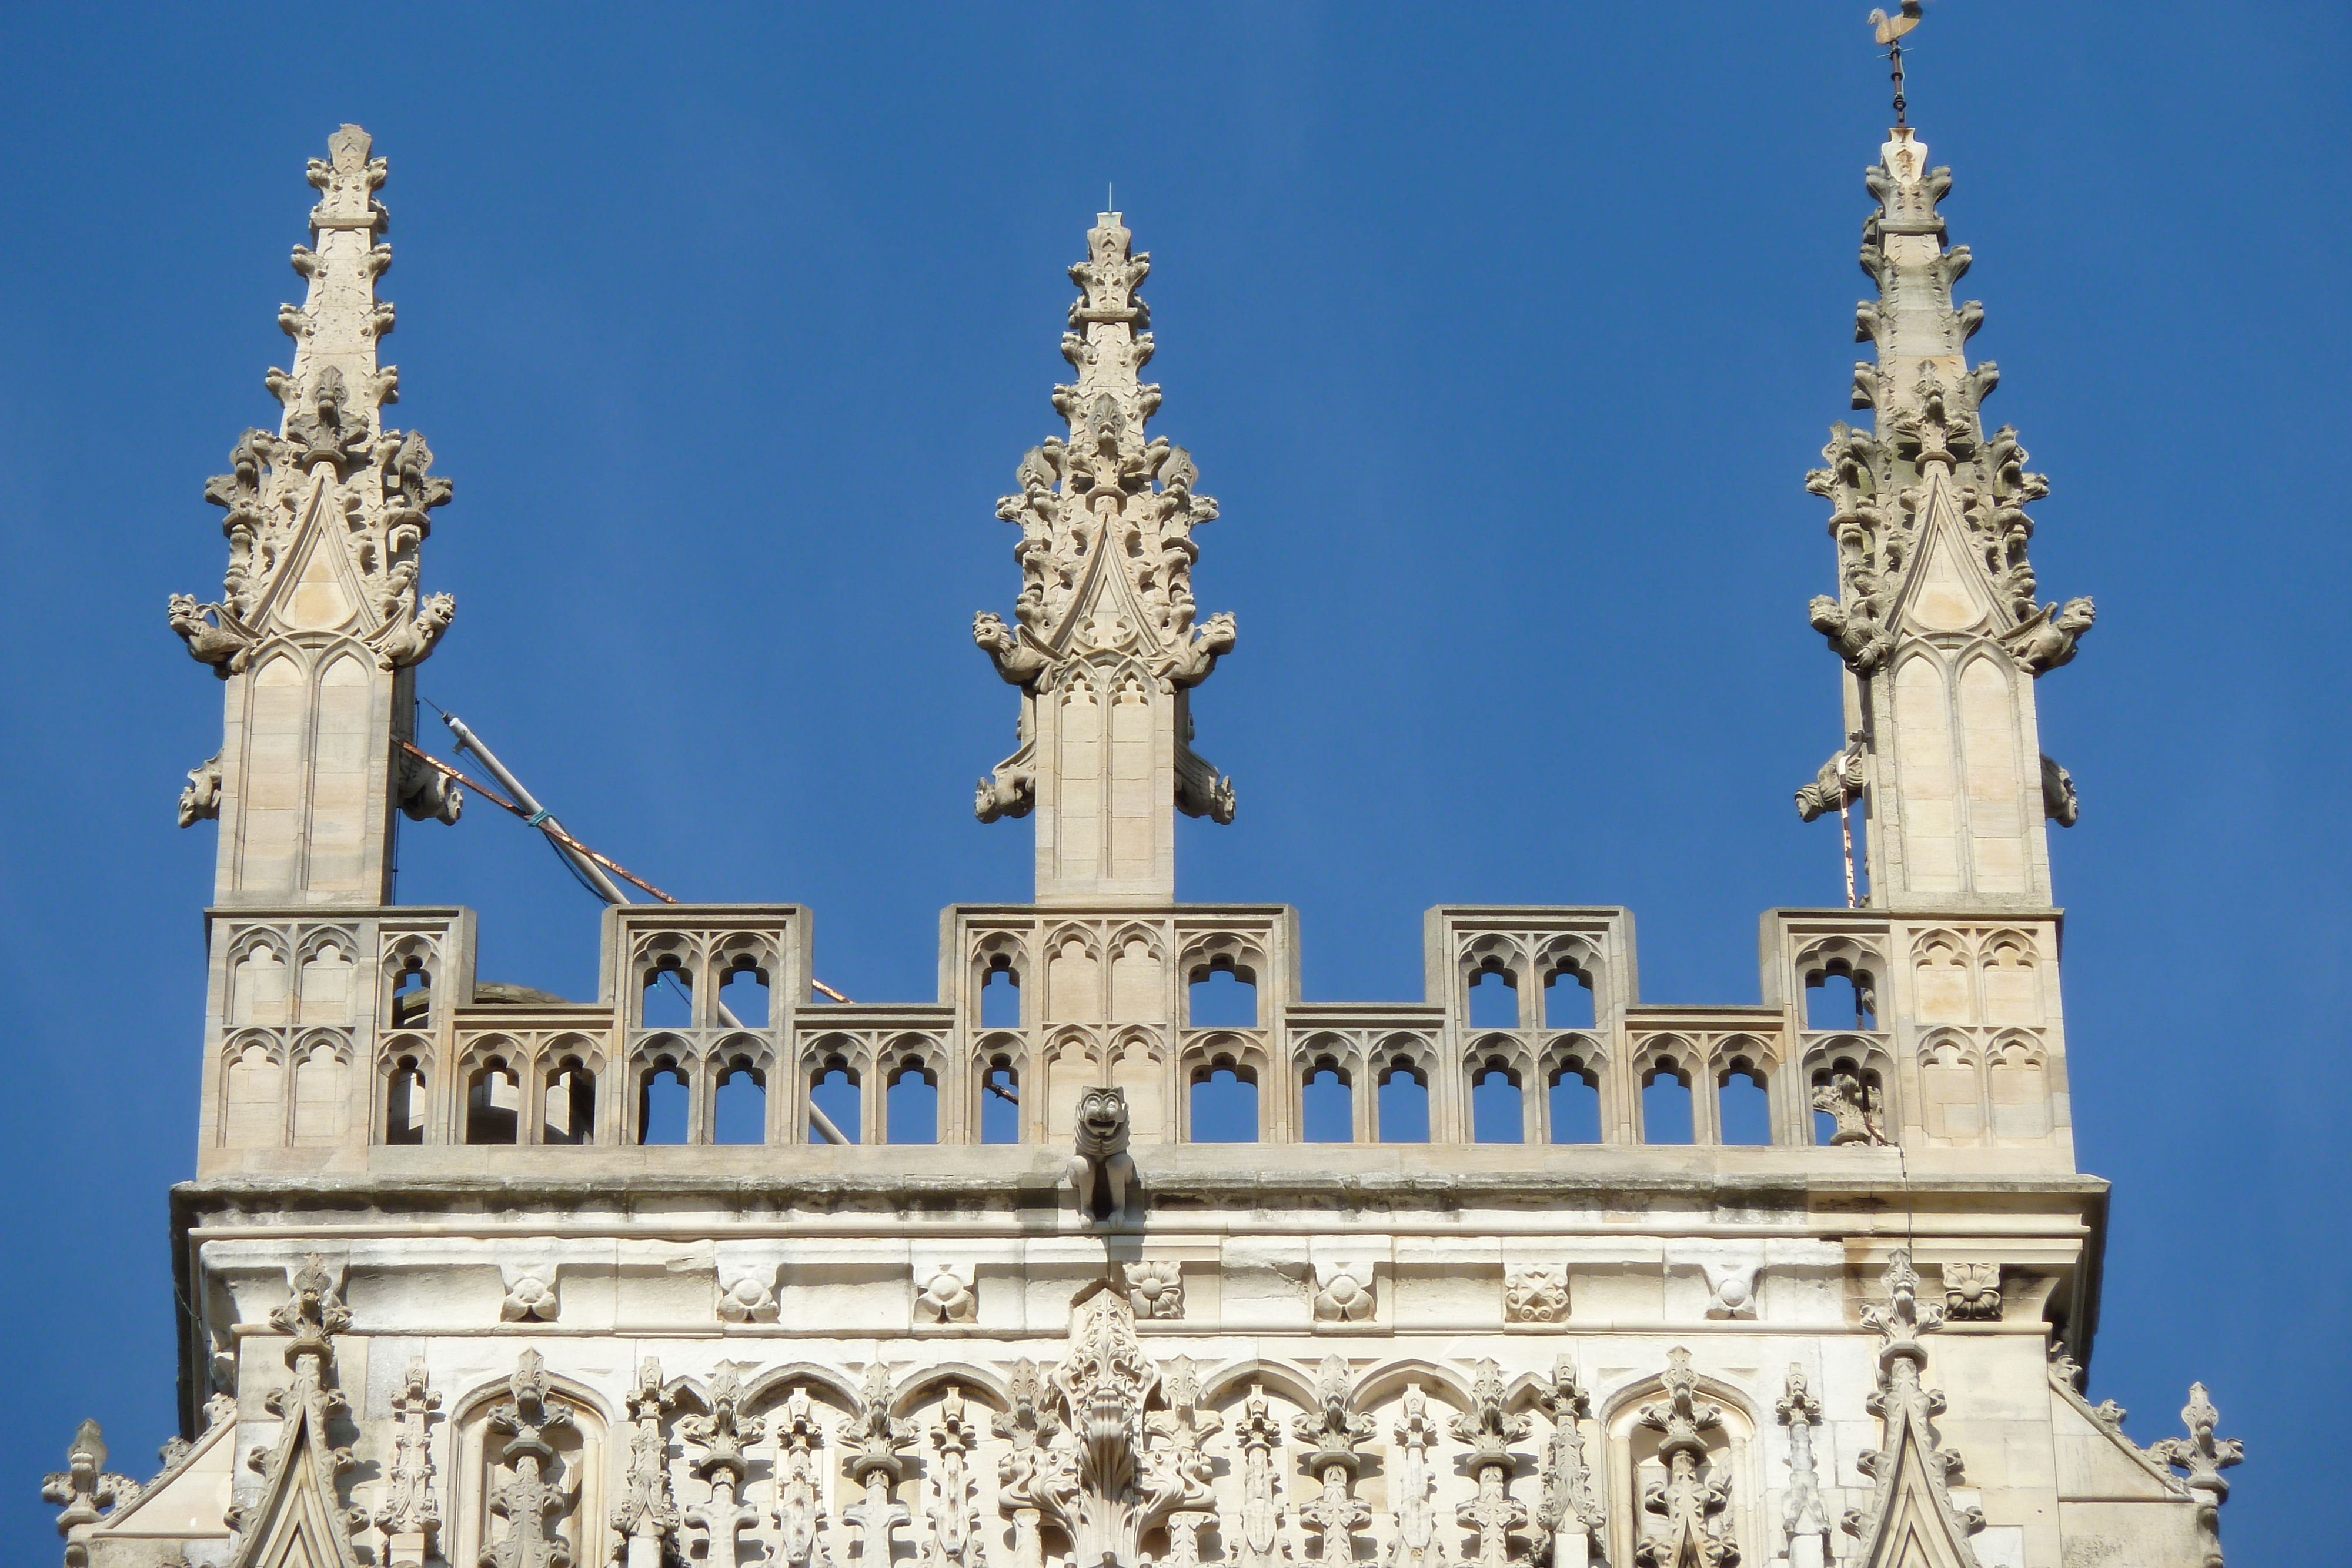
[
  {"left": 1795, "top": 734, "right": 1866, "bottom": 823},
  {"left": 1066, "top": 1086, "right": 1137, "bottom": 1222},
  {"left": 366, "top": 561, "right": 457, "bottom": 671},
  {"left": 1808, "top": 591, "right": 1895, "bottom": 677},
  {"left": 166, "top": 594, "right": 258, "bottom": 677},
  {"left": 1811, "top": 1067, "right": 1887, "bottom": 1146},
  {"left": 2003, "top": 596, "right": 2096, "bottom": 674},
  {"left": 395, "top": 746, "right": 462, "bottom": 825},
  {"left": 1505, "top": 1265, "right": 1570, "bottom": 1325},
  {"left": 179, "top": 751, "right": 225, "bottom": 828},
  {"left": 2041, "top": 753, "right": 2080, "bottom": 827}
]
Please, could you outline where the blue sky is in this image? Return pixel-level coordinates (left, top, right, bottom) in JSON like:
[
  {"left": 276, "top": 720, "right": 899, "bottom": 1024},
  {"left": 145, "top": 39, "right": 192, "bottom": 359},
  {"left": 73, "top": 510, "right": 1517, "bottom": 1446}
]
[{"left": 1, "top": 3, "right": 2342, "bottom": 1560}]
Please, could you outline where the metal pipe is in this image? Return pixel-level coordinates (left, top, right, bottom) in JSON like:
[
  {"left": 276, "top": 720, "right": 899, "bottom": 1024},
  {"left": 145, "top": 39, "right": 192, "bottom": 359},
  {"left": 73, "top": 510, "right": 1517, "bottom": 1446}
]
[{"left": 440, "top": 711, "right": 629, "bottom": 905}]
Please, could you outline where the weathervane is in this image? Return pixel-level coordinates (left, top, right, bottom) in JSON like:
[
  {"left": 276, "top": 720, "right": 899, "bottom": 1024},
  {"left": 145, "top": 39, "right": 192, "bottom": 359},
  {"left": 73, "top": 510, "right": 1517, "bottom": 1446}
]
[{"left": 1868, "top": 2, "right": 1925, "bottom": 126}]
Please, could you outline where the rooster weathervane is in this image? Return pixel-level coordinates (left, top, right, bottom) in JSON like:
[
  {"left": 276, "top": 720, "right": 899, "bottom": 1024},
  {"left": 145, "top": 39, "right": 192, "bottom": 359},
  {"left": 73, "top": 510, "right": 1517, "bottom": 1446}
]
[{"left": 1868, "top": 2, "right": 1926, "bottom": 125}]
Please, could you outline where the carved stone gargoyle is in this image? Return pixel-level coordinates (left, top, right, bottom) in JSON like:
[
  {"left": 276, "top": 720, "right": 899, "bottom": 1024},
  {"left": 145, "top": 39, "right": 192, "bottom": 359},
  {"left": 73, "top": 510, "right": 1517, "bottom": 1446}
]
[{"left": 1065, "top": 1086, "right": 1138, "bottom": 1223}]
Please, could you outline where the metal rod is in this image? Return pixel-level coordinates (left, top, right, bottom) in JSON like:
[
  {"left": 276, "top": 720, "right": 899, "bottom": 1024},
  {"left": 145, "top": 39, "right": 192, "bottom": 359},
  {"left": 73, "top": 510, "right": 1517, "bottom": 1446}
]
[
  {"left": 399, "top": 743, "right": 678, "bottom": 903},
  {"left": 437, "top": 713, "right": 632, "bottom": 905}
]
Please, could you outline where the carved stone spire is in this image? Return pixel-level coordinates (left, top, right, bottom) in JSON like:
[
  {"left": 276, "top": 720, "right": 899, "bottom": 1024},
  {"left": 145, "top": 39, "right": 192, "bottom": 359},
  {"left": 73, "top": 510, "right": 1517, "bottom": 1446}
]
[
  {"left": 974, "top": 210, "right": 1236, "bottom": 904},
  {"left": 1840, "top": 1252, "right": 1985, "bottom": 1568},
  {"left": 173, "top": 125, "right": 460, "bottom": 906},
  {"left": 1800, "top": 122, "right": 2092, "bottom": 910}
]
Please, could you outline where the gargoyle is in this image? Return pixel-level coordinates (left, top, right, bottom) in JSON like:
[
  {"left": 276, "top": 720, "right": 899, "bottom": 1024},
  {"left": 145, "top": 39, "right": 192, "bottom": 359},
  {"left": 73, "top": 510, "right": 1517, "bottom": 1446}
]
[
  {"left": 166, "top": 594, "right": 258, "bottom": 677},
  {"left": 368, "top": 562, "right": 456, "bottom": 670},
  {"left": 1795, "top": 734, "right": 1866, "bottom": 823},
  {"left": 1160, "top": 611, "right": 1234, "bottom": 690},
  {"left": 397, "top": 747, "right": 463, "bottom": 825},
  {"left": 1174, "top": 720, "right": 1235, "bottom": 824},
  {"left": 1066, "top": 1086, "right": 1137, "bottom": 1223},
  {"left": 973, "top": 611, "right": 1051, "bottom": 687},
  {"left": 178, "top": 751, "right": 223, "bottom": 828},
  {"left": 1808, "top": 593, "right": 1895, "bottom": 677},
  {"left": 2041, "top": 754, "right": 2080, "bottom": 827},
  {"left": 2003, "top": 596, "right": 2095, "bottom": 675}
]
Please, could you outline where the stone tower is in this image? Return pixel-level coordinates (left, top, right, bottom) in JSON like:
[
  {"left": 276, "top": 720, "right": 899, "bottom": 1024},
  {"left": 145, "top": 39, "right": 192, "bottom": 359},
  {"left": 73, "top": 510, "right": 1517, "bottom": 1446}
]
[{"left": 47, "top": 108, "right": 2240, "bottom": 1568}]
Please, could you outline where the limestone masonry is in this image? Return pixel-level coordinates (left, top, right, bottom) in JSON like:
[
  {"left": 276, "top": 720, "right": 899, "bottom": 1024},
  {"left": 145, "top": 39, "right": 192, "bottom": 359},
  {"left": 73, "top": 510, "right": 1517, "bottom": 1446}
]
[{"left": 46, "top": 103, "right": 2238, "bottom": 1568}]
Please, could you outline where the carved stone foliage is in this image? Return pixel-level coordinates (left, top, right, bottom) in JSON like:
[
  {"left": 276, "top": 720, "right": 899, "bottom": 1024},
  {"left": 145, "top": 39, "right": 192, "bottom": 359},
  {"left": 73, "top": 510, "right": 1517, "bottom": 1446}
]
[
  {"left": 372, "top": 1358, "right": 441, "bottom": 1553},
  {"left": 221, "top": 1254, "right": 364, "bottom": 1568},
  {"left": 1390, "top": 1382, "right": 1444, "bottom": 1568},
  {"left": 173, "top": 126, "right": 456, "bottom": 670},
  {"left": 1812, "top": 1067, "right": 1888, "bottom": 1147},
  {"left": 842, "top": 1364, "right": 915, "bottom": 1568},
  {"left": 1230, "top": 1383, "right": 1287, "bottom": 1568},
  {"left": 1312, "top": 1261, "right": 1377, "bottom": 1325},
  {"left": 1841, "top": 1252, "right": 1984, "bottom": 1568},
  {"left": 1803, "top": 126, "right": 2090, "bottom": 683},
  {"left": 44, "top": 1421, "right": 140, "bottom": 1568},
  {"left": 683, "top": 1366, "right": 766, "bottom": 1568},
  {"left": 917, "top": 1263, "right": 980, "bottom": 1325},
  {"left": 1128, "top": 1259, "right": 1185, "bottom": 1319},
  {"left": 974, "top": 210, "right": 1235, "bottom": 825},
  {"left": 773, "top": 1386, "right": 834, "bottom": 1568},
  {"left": 610, "top": 1359, "right": 679, "bottom": 1564},
  {"left": 2152, "top": 1385, "right": 2243, "bottom": 1568},
  {"left": 1506, "top": 1265, "right": 1570, "bottom": 1325},
  {"left": 1292, "top": 1356, "right": 1374, "bottom": 1563},
  {"left": 1535, "top": 1359, "right": 1604, "bottom": 1563},
  {"left": 1147, "top": 1357, "right": 1222, "bottom": 1568},
  {"left": 1634, "top": 1349, "right": 1736, "bottom": 1568},
  {"left": 1778, "top": 1366, "right": 1829, "bottom": 1568},
  {"left": 1939, "top": 1263, "right": 2002, "bottom": 1321},
  {"left": 1451, "top": 1359, "right": 1531, "bottom": 1568},
  {"left": 501, "top": 1272, "right": 559, "bottom": 1323},
  {"left": 483, "top": 1351, "right": 575, "bottom": 1568}
]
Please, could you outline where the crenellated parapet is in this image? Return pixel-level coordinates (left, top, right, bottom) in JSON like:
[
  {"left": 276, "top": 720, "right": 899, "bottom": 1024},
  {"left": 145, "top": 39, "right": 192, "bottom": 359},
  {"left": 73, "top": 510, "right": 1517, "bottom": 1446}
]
[
  {"left": 171, "top": 125, "right": 462, "bottom": 905},
  {"left": 976, "top": 213, "right": 1235, "bottom": 904},
  {"left": 1800, "top": 126, "right": 2093, "bottom": 911}
]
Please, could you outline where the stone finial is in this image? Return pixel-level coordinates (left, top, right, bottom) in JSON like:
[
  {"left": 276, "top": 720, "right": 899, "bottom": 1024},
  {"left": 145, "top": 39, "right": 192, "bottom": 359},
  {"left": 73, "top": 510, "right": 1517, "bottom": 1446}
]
[
  {"left": 1452, "top": 1359, "right": 1532, "bottom": 1568},
  {"left": 1779, "top": 1366, "right": 1830, "bottom": 1566},
  {"left": 484, "top": 1351, "right": 574, "bottom": 1568},
  {"left": 771, "top": 1387, "right": 833, "bottom": 1568},
  {"left": 372, "top": 1359, "right": 441, "bottom": 1552},
  {"left": 44, "top": 1421, "right": 141, "bottom": 1568},
  {"left": 683, "top": 1368, "right": 767, "bottom": 1568},
  {"left": 1842, "top": 1253, "right": 1984, "bottom": 1567},
  {"left": 1633, "top": 1350, "right": 1735, "bottom": 1568},
  {"left": 975, "top": 209, "right": 1236, "bottom": 901},
  {"left": 1535, "top": 1359, "right": 1605, "bottom": 1557},
  {"left": 2153, "top": 1383, "right": 2243, "bottom": 1566}
]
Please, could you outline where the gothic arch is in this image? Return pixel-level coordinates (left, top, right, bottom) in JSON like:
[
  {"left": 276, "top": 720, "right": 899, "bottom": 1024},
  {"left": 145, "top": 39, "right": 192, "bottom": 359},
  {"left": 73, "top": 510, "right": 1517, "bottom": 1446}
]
[{"left": 891, "top": 1362, "right": 1014, "bottom": 1417}]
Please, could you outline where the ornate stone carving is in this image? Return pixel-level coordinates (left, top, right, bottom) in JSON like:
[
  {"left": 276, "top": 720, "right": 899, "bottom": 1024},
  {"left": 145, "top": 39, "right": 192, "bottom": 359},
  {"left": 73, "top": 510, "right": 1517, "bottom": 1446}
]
[
  {"left": 772, "top": 1386, "right": 834, "bottom": 1568},
  {"left": 992, "top": 1360, "right": 1061, "bottom": 1568},
  {"left": 1505, "top": 1265, "right": 1569, "bottom": 1325},
  {"left": 1841, "top": 1251, "right": 1984, "bottom": 1568},
  {"left": 1147, "top": 1357, "right": 1222, "bottom": 1568},
  {"left": 1939, "top": 1263, "right": 2003, "bottom": 1320},
  {"left": 1634, "top": 1349, "right": 1736, "bottom": 1568},
  {"left": 2151, "top": 1385, "right": 2242, "bottom": 1568},
  {"left": 1127, "top": 1259, "right": 1185, "bottom": 1319},
  {"left": 841, "top": 1364, "right": 914, "bottom": 1568},
  {"left": 1065, "top": 1086, "right": 1137, "bottom": 1222},
  {"left": 166, "top": 594, "right": 258, "bottom": 677},
  {"left": 920, "top": 1386, "right": 985, "bottom": 1568},
  {"left": 1024, "top": 1280, "right": 1192, "bottom": 1568},
  {"left": 2002, "top": 597, "right": 2097, "bottom": 675},
  {"left": 500, "top": 1272, "right": 558, "bottom": 1323},
  {"left": 177, "top": 750, "right": 225, "bottom": 828},
  {"left": 2040, "top": 754, "right": 2080, "bottom": 827},
  {"left": 683, "top": 1366, "right": 766, "bottom": 1568},
  {"left": 1291, "top": 1356, "right": 1372, "bottom": 1563},
  {"left": 371, "top": 1358, "right": 440, "bottom": 1559},
  {"left": 916, "top": 1263, "right": 978, "bottom": 1325},
  {"left": 44, "top": 1421, "right": 140, "bottom": 1568},
  {"left": 1778, "top": 1366, "right": 1829, "bottom": 1568},
  {"left": 1231, "top": 1383, "right": 1288, "bottom": 1568},
  {"left": 1452, "top": 1359, "right": 1531, "bottom": 1568},
  {"left": 1312, "top": 1261, "right": 1377, "bottom": 1324},
  {"left": 1811, "top": 1068, "right": 1888, "bottom": 1146},
  {"left": 974, "top": 210, "right": 1235, "bottom": 897},
  {"left": 483, "top": 1350, "right": 576, "bottom": 1568},
  {"left": 1535, "top": 1358, "right": 1604, "bottom": 1567},
  {"left": 1701, "top": 1262, "right": 1761, "bottom": 1321},
  {"left": 1389, "top": 1382, "right": 1442, "bottom": 1568},
  {"left": 716, "top": 1273, "right": 779, "bottom": 1324},
  {"left": 1795, "top": 734, "right": 1866, "bottom": 823},
  {"left": 610, "top": 1359, "right": 679, "bottom": 1568}
]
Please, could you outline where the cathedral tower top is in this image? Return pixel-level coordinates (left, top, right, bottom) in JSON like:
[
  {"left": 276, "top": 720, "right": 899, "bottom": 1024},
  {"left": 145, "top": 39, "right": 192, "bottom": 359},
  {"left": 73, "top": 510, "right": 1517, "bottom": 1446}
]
[{"left": 973, "top": 212, "right": 1237, "bottom": 905}]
